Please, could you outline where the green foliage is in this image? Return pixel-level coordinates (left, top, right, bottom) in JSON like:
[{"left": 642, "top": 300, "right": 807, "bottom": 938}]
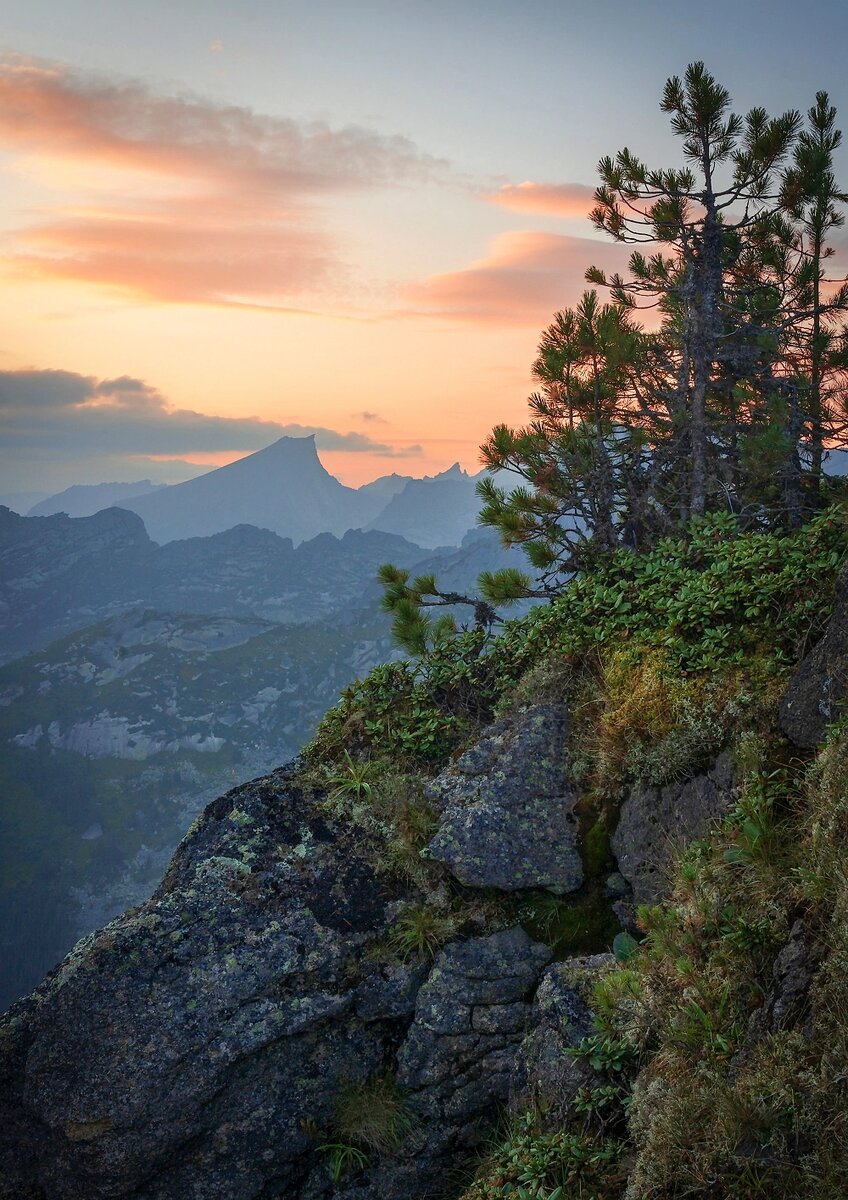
[
  {"left": 584, "top": 734, "right": 848, "bottom": 1197},
  {"left": 330, "top": 1072, "right": 412, "bottom": 1156},
  {"left": 516, "top": 890, "right": 620, "bottom": 959},
  {"left": 612, "top": 932, "right": 639, "bottom": 963},
  {"left": 387, "top": 903, "right": 460, "bottom": 959},
  {"left": 570, "top": 1033, "right": 639, "bottom": 1077},
  {"left": 318, "top": 1141, "right": 368, "bottom": 1183},
  {"left": 309, "top": 508, "right": 846, "bottom": 777},
  {"left": 326, "top": 751, "right": 375, "bottom": 801},
  {"left": 462, "top": 1111, "right": 626, "bottom": 1199}
]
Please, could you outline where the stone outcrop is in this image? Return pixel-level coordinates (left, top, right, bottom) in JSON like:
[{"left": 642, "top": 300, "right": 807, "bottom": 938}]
[
  {"left": 0, "top": 704, "right": 744, "bottom": 1197},
  {"left": 425, "top": 705, "right": 583, "bottom": 893},
  {"left": 745, "top": 919, "right": 825, "bottom": 1045},
  {"left": 0, "top": 766, "right": 553, "bottom": 1200},
  {"left": 611, "top": 752, "right": 738, "bottom": 906},
  {"left": 333, "top": 929, "right": 552, "bottom": 1200},
  {"left": 780, "top": 565, "right": 848, "bottom": 747},
  {"left": 510, "top": 954, "right": 614, "bottom": 1124}
]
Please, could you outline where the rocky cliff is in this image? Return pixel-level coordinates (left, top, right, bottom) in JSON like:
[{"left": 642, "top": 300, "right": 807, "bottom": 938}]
[{"left": 2, "top": 517, "right": 847, "bottom": 1199}]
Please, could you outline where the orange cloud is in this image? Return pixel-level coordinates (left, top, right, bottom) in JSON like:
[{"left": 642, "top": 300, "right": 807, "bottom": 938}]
[
  {"left": 483, "top": 181, "right": 596, "bottom": 220},
  {"left": 403, "top": 230, "right": 630, "bottom": 325},
  {"left": 0, "top": 56, "right": 444, "bottom": 309},
  {"left": 15, "top": 213, "right": 333, "bottom": 307}
]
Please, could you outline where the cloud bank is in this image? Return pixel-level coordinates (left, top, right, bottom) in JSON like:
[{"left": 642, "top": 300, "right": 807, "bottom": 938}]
[
  {"left": 483, "top": 181, "right": 596, "bottom": 220},
  {"left": 404, "top": 230, "right": 629, "bottom": 324},
  {"left": 0, "top": 369, "right": 421, "bottom": 461},
  {"left": 0, "top": 56, "right": 444, "bottom": 309}
]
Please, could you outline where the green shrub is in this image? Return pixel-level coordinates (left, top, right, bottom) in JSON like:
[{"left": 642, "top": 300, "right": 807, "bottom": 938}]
[{"left": 462, "top": 1110, "right": 626, "bottom": 1199}]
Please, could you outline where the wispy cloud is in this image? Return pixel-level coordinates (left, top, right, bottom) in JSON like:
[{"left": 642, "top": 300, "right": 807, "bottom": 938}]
[
  {"left": 483, "top": 181, "right": 596, "bottom": 220},
  {"left": 403, "top": 230, "right": 629, "bottom": 325},
  {"left": 0, "top": 56, "right": 445, "bottom": 309},
  {"left": 0, "top": 368, "right": 422, "bottom": 458},
  {"left": 353, "top": 410, "right": 387, "bottom": 423}
]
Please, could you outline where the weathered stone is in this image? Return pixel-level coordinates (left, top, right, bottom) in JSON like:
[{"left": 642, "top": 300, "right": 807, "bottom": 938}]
[
  {"left": 0, "top": 765, "right": 412, "bottom": 1200},
  {"left": 509, "top": 954, "right": 614, "bottom": 1124},
  {"left": 611, "top": 752, "right": 737, "bottom": 905},
  {"left": 425, "top": 705, "right": 583, "bottom": 893},
  {"left": 0, "top": 764, "right": 559, "bottom": 1200},
  {"left": 780, "top": 565, "right": 848, "bottom": 747},
  {"left": 745, "top": 919, "right": 825, "bottom": 1045},
  {"left": 334, "top": 928, "right": 551, "bottom": 1200}
]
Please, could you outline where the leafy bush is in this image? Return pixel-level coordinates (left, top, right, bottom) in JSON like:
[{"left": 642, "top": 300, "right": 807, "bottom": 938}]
[
  {"left": 462, "top": 1110, "right": 626, "bottom": 1199},
  {"left": 308, "top": 509, "right": 846, "bottom": 777}
]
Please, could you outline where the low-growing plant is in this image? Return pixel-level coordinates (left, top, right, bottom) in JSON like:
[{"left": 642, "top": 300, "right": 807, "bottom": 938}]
[
  {"left": 331, "top": 1075, "right": 412, "bottom": 1156},
  {"left": 326, "top": 750, "right": 375, "bottom": 801},
  {"left": 461, "top": 1110, "right": 626, "bottom": 1199},
  {"left": 387, "top": 903, "right": 461, "bottom": 959},
  {"left": 317, "top": 1140, "right": 368, "bottom": 1183}
]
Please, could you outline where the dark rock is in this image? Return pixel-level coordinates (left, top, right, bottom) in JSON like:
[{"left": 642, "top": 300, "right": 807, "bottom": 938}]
[
  {"left": 509, "top": 954, "right": 614, "bottom": 1125},
  {"left": 425, "top": 706, "right": 583, "bottom": 893},
  {"left": 780, "top": 566, "right": 848, "bottom": 747},
  {"left": 745, "top": 919, "right": 825, "bottom": 1044},
  {"left": 0, "top": 766, "right": 557, "bottom": 1200},
  {"left": 604, "top": 872, "right": 630, "bottom": 900},
  {"left": 339, "top": 928, "right": 552, "bottom": 1199},
  {"left": 611, "top": 752, "right": 737, "bottom": 905},
  {"left": 0, "top": 766, "right": 413, "bottom": 1200}
]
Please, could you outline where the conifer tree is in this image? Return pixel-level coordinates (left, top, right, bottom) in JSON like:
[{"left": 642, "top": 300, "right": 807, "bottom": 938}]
[
  {"left": 476, "top": 291, "right": 649, "bottom": 596},
  {"left": 587, "top": 62, "right": 801, "bottom": 518}
]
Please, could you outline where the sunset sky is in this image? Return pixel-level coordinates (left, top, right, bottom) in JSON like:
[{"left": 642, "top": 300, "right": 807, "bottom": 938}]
[{"left": 2, "top": 0, "right": 848, "bottom": 493}]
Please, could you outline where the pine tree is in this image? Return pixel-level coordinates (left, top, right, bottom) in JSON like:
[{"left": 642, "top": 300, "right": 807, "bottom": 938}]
[
  {"left": 587, "top": 62, "right": 801, "bottom": 518},
  {"left": 476, "top": 292, "right": 649, "bottom": 597}
]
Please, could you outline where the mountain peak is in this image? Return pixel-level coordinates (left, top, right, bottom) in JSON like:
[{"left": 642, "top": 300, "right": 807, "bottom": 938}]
[{"left": 434, "top": 463, "right": 466, "bottom": 480}]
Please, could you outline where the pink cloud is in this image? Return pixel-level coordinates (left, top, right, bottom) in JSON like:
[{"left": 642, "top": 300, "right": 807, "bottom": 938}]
[
  {"left": 483, "top": 181, "right": 596, "bottom": 220},
  {"left": 0, "top": 56, "right": 444, "bottom": 308},
  {"left": 16, "top": 214, "right": 333, "bottom": 307},
  {"left": 403, "top": 230, "right": 630, "bottom": 325}
]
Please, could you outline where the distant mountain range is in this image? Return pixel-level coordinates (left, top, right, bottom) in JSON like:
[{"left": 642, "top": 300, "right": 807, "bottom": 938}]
[
  {"left": 0, "top": 435, "right": 537, "bottom": 1009},
  {"left": 27, "top": 479, "right": 165, "bottom": 518},
  {"left": 25, "top": 435, "right": 490, "bottom": 548},
  {"left": 0, "top": 505, "right": 426, "bottom": 661}
]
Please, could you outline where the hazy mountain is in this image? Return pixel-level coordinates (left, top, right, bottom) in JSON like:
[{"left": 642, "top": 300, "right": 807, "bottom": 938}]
[
  {"left": 0, "top": 506, "right": 155, "bottom": 660},
  {"left": 123, "top": 435, "right": 369, "bottom": 544},
  {"left": 366, "top": 463, "right": 483, "bottom": 547},
  {"left": 356, "top": 471, "right": 414, "bottom": 517},
  {"left": 28, "top": 480, "right": 165, "bottom": 518},
  {"left": 0, "top": 506, "right": 429, "bottom": 661},
  {"left": 0, "top": 604, "right": 400, "bottom": 1009}
]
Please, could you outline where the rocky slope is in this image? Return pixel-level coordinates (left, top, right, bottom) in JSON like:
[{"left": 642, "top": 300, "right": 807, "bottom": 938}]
[
  {"left": 2, "top": 518, "right": 846, "bottom": 1199},
  {"left": 0, "top": 699, "right": 727, "bottom": 1200}
]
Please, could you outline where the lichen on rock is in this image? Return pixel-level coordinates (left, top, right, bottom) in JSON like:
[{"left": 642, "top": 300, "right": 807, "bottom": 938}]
[{"left": 424, "top": 705, "right": 583, "bottom": 894}]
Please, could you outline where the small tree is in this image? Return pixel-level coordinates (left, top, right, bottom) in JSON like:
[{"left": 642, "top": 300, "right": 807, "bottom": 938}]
[
  {"left": 587, "top": 62, "right": 801, "bottom": 519},
  {"left": 476, "top": 292, "right": 651, "bottom": 597}
]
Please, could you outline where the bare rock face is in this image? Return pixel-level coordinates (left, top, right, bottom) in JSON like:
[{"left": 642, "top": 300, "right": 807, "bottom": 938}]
[
  {"left": 0, "top": 767, "right": 554, "bottom": 1200},
  {"left": 509, "top": 954, "right": 615, "bottom": 1125},
  {"left": 334, "top": 928, "right": 553, "bottom": 1200},
  {"left": 780, "top": 566, "right": 848, "bottom": 748},
  {"left": 0, "top": 767, "right": 410, "bottom": 1200},
  {"left": 745, "top": 919, "right": 825, "bottom": 1045},
  {"left": 425, "top": 705, "right": 583, "bottom": 894},
  {"left": 611, "top": 752, "right": 738, "bottom": 906}
]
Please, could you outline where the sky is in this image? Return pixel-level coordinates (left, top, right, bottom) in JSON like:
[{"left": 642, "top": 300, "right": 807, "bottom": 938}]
[{"left": 2, "top": 0, "right": 848, "bottom": 494}]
